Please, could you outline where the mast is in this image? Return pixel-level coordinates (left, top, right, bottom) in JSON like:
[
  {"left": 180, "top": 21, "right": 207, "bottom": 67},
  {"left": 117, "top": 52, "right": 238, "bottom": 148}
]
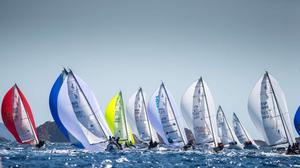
[
  {"left": 219, "top": 106, "right": 235, "bottom": 142},
  {"left": 200, "top": 78, "right": 217, "bottom": 147},
  {"left": 161, "top": 82, "right": 186, "bottom": 145},
  {"left": 265, "top": 71, "right": 292, "bottom": 145},
  {"left": 119, "top": 91, "right": 129, "bottom": 141},
  {"left": 14, "top": 84, "right": 39, "bottom": 144},
  {"left": 69, "top": 70, "right": 108, "bottom": 141},
  {"left": 139, "top": 87, "right": 153, "bottom": 141},
  {"left": 233, "top": 113, "right": 251, "bottom": 142}
]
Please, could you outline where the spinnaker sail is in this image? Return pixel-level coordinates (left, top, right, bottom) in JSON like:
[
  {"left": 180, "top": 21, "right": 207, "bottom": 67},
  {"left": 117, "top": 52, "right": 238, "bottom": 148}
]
[
  {"left": 294, "top": 106, "right": 300, "bottom": 136},
  {"left": 248, "top": 72, "right": 294, "bottom": 146},
  {"left": 55, "top": 69, "right": 111, "bottom": 151},
  {"left": 105, "top": 91, "right": 135, "bottom": 144},
  {"left": 1, "top": 84, "right": 39, "bottom": 145},
  {"left": 49, "top": 69, "right": 77, "bottom": 143},
  {"left": 181, "top": 78, "right": 218, "bottom": 148}
]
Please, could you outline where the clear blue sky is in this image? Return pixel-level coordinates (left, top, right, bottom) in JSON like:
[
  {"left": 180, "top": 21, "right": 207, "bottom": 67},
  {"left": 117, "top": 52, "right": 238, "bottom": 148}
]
[{"left": 0, "top": 0, "right": 299, "bottom": 140}]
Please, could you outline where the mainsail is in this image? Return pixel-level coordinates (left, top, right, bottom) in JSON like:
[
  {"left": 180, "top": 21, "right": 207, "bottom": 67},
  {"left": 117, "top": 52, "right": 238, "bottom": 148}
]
[
  {"left": 1, "top": 84, "right": 39, "bottom": 145},
  {"left": 181, "top": 78, "right": 218, "bottom": 147},
  {"left": 232, "top": 112, "right": 255, "bottom": 145},
  {"left": 56, "top": 69, "right": 111, "bottom": 151},
  {"left": 294, "top": 106, "right": 300, "bottom": 136},
  {"left": 126, "top": 88, "right": 155, "bottom": 142},
  {"left": 105, "top": 91, "right": 135, "bottom": 143},
  {"left": 158, "top": 83, "right": 185, "bottom": 145},
  {"left": 216, "top": 106, "right": 237, "bottom": 145},
  {"left": 248, "top": 72, "right": 294, "bottom": 146},
  {"left": 148, "top": 82, "right": 188, "bottom": 146}
]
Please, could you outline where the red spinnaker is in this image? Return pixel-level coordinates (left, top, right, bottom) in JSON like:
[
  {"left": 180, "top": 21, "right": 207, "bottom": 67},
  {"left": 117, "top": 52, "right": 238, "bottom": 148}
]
[{"left": 1, "top": 85, "right": 39, "bottom": 144}]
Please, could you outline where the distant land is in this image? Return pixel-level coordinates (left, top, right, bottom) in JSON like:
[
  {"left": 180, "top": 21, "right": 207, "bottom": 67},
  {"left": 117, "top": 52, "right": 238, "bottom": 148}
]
[
  {"left": 37, "top": 121, "right": 68, "bottom": 143},
  {"left": 0, "top": 123, "right": 14, "bottom": 141},
  {"left": 0, "top": 121, "right": 68, "bottom": 143}
]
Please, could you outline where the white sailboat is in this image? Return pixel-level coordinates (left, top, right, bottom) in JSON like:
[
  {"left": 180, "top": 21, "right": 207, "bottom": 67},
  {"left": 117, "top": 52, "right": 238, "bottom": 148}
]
[
  {"left": 248, "top": 71, "right": 294, "bottom": 148},
  {"left": 147, "top": 82, "right": 188, "bottom": 148},
  {"left": 232, "top": 112, "right": 258, "bottom": 149},
  {"left": 216, "top": 106, "right": 242, "bottom": 149},
  {"left": 181, "top": 78, "right": 221, "bottom": 151},
  {"left": 126, "top": 88, "right": 158, "bottom": 145},
  {"left": 56, "top": 69, "right": 112, "bottom": 151}
]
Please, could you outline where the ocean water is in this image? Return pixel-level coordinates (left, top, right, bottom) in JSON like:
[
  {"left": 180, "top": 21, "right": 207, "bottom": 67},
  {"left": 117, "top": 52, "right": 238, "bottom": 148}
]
[{"left": 1, "top": 142, "right": 300, "bottom": 168}]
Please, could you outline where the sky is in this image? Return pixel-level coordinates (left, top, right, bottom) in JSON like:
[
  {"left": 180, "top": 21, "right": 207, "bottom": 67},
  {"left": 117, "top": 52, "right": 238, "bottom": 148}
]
[{"left": 0, "top": 0, "right": 299, "bottom": 140}]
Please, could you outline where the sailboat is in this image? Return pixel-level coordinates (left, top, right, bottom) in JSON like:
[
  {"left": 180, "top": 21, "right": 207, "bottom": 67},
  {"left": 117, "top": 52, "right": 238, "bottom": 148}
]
[
  {"left": 248, "top": 71, "right": 295, "bottom": 148},
  {"left": 147, "top": 82, "right": 188, "bottom": 148},
  {"left": 52, "top": 69, "right": 112, "bottom": 151},
  {"left": 232, "top": 113, "right": 258, "bottom": 149},
  {"left": 1, "top": 84, "right": 43, "bottom": 147},
  {"left": 181, "top": 78, "right": 222, "bottom": 152},
  {"left": 216, "top": 106, "right": 242, "bottom": 150},
  {"left": 105, "top": 91, "right": 135, "bottom": 148},
  {"left": 294, "top": 106, "right": 300, "bottom": 136},
  {"left": 126, "top": 88, "right": 158, "bottom": 147}
]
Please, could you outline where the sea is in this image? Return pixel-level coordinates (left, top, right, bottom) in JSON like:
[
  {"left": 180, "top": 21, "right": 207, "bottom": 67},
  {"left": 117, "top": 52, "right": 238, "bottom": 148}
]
[{"left": 1, "top": 142, "right": 300, "bottom": 168}]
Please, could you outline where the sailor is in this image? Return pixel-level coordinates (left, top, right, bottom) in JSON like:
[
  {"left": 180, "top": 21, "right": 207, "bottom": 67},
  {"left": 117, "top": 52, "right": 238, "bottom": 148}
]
[
  {"left": 182, "top": 140, "right": 195, "bottom": 151},
  {"left": 115, "top": 137, "right": 122, "bottom": 150},
  {"left": 125, "top": 141, "right": 135, "bottom": 148},
  {"left": 106, "top": 136, "right": 115, "bottom": 151},
  {"left": 286, "top": 145, "right": 292, "bottom": 155},
  {"left": 148, "top": 139, "right": 159, "bottom": 149},
  {"left": 35, "top": 140, "right": 45, "bottom": 148},
  {"left": 213, "top": 142, "right": 224, "bottom": 152}
]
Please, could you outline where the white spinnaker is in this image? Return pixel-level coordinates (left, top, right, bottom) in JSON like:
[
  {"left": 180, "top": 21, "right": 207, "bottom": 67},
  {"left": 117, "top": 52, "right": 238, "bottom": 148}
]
[
  {"left": 181, "top": 79, "right": 218, "bottom": 147},
  {"left": 216, "top": 107, "right": 234, "bottom": 145},
  {"left": 13, "top": 87, "right": 37, "bottom": 144},
  {"left": 57, "top": 72, "right": 111, "bottom": 151},
  {"left": 126, "top": 89, "right": 156, "bottom": 142},
  {"left": 148, "top": 83, "right": 188, "bottom": 146},
  {"left": 248, "top": 73, "right": 294, "bottom": 146},
  {"left": 232, "top": 113, "right": 254, "bottom": 144}
]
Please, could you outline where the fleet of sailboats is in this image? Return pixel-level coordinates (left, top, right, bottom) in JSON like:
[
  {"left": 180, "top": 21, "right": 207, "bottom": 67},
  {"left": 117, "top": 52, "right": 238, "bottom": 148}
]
[{"left": 1, "top": 69, "right": 299, "bottom": 154}]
